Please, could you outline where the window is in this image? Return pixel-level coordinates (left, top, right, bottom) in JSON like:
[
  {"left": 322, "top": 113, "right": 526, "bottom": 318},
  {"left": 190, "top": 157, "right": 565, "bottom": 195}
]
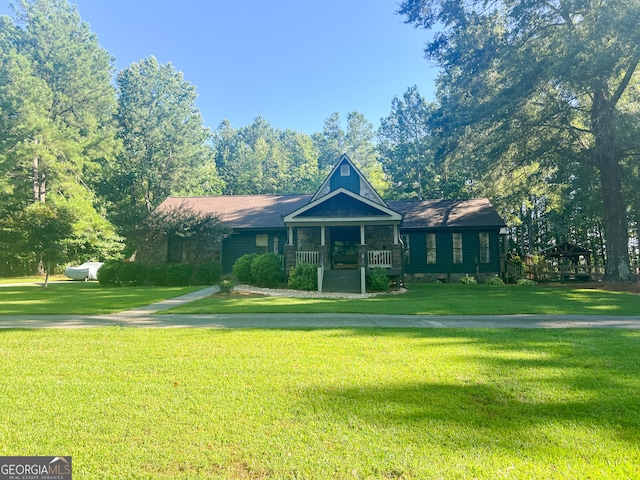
[
  {"left": 167, "top": 233, "right": 184, "bottom": 263},
  {"left": 340, "top": 164, "right": 350, "bottom": 176},
  {"left": 256, "top": 234, "right": 268, "bottom": 254},
  {"left": 426, "top": 233, "right": 437, "bottom": 264},
  {"left": 453, "top": 233, "right": 463, "bottom": 264},
  {"left": 479, "top": 232, "right": 490, "bottom": 263}
]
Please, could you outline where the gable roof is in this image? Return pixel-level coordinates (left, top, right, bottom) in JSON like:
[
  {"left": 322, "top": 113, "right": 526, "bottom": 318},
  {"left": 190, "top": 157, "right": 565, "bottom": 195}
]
[
  {"left": 311, "top": 153, "right": 387, "bottom": 206},
  {"left": 540, "top": 242, "right": 592, "bottom": 258},
  {"left": 156, "top": 195, "right": 311, "bottom": 229},
  {"left": 284, "top": 188, "right": 402, "bottom": 224},
  {"left": 389, "top": 198, "right": 506, "bottom": 229}
]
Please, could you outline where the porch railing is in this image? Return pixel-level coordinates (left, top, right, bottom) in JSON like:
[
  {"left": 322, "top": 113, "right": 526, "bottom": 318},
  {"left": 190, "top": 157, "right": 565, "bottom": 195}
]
[
  {"left": 296, "top": 251, "right": 319, "bottom": 265},
  {"left": 368, "top": 250, "right": 393, "bottom": 268}
]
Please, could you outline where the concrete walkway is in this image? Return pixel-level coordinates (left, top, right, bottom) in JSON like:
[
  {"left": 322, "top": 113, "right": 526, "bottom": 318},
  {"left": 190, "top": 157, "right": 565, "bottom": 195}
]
[{"left": 1, "top": 286, "right": 640, "bottom": 329}]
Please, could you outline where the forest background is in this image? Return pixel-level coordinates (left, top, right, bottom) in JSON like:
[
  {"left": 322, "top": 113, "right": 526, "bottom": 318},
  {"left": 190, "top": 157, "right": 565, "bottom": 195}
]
[{"left": 1, "top": 0, "right": 639, "bottom": 280}]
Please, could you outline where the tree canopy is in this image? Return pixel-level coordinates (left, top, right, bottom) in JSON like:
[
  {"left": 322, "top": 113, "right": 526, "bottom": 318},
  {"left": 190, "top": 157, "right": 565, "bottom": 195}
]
[
  {"left": 1, "top": 0, "right": 638, "bottom": 279},
  {"left": 107, "top": 56, "right": 222, "bottom": 225},
  {"left": 399, "top": 0, "right": 640, "bottom": 280}
]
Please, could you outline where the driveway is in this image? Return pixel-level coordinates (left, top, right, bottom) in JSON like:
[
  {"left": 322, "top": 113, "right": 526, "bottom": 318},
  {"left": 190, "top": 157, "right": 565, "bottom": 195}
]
[{"left": 1, "top": 286, "right": 640, "bottom": 329}]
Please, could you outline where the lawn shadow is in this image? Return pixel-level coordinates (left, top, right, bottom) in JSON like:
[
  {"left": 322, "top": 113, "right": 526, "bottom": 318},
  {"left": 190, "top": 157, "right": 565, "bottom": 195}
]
[{"left": 300, "top": 328, "right": 640, "bottom": 454}]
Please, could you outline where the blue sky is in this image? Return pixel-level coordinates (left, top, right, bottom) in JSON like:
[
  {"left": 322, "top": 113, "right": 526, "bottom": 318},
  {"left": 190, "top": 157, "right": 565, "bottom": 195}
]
[{"left": 1, "top": 1, "right": 439, "bottom": 134}]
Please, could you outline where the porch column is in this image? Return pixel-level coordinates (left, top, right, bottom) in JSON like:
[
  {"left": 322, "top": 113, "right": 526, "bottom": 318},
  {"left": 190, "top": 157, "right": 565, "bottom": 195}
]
[
  {"left": 321, "top": 225, "right": 326, "bottom": 246},
  {"left": 394, "top": 224, "right": 399, "bottom": 244},
  {"left": 285, "top": 244, "right": 296, "bottom": 274},
  {"left": 360, "top": 224, "right": 365, "bottom": 245},
  {"left": 288, "top": 226, "right": 294, "bottom": 246},
  {"left": 359, "top": 245, "right": 367, "bottom": 295},
  {"left": 317, "top": 245, "right": 328, "bottom": 269}
]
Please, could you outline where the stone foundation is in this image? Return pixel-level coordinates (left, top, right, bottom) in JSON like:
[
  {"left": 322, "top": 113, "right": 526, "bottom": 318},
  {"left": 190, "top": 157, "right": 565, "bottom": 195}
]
[{"left": 405, "top": 272, "right": 501, "bottom": 284}]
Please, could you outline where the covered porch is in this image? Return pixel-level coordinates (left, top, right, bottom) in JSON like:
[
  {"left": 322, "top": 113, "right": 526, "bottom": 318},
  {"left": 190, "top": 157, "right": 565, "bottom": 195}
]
[
  {"left": 284, "top": 223, "right": 403, "bottom": 293},
  {"left": 281, "top": 176, "right": 404, "bottom": 293}
]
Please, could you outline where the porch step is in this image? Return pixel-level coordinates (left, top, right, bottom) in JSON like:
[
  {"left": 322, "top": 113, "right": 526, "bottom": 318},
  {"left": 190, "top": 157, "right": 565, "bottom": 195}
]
[{"left": 322, "top": 269, "right": 362, "bottom": 293}]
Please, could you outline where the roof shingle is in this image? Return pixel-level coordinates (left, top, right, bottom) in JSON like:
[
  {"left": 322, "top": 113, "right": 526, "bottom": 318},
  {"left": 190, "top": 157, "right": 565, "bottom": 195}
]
[
  {"left": 157, "top": 195, "right": 505, "bottom": 230},
  {"left": 157, "top": 195, "right": 312, "bottom": 229},
  {"left": 389, "top": 198, "right": 505, "bottom": 229}
]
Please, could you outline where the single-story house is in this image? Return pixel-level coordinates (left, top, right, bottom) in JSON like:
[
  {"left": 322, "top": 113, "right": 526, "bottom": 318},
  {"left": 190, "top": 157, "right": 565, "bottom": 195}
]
[{"left": 156, "top": 154, "right": 506, "bottom": 293}]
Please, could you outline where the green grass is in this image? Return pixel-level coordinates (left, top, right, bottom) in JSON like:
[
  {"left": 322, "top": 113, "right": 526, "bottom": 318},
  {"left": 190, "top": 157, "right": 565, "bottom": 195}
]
[
  {"left": 0, "top": 275, "right": 69, "bottom": 284},
  {"left": 0, "top": 328, "right": 638, "bottom": 479},
  {"left": 166, "top": 283, "right": 640, "bottom": 316},
  {"left": 0, "top": 283, "right": 203, "bottom": 315}
]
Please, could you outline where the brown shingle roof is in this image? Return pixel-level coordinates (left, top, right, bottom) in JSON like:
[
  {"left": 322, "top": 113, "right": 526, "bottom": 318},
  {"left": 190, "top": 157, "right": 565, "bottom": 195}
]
[
  {"left": 389, "top": 198, "right": 505, "bottom": 229},
  {"left": 157, "top": 196, "right": 504, "bottom": 230},
  {"left": 157, "top": 195, "right": 312, "bottom": 229}
]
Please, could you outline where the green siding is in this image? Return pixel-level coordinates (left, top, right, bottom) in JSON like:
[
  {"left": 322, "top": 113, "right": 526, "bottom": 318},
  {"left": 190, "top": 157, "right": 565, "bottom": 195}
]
[
  {"left": 221, "top": 230, "right": 285, "bottom": 273},
  {"left": 403, "top": 229, "right": 501, "bottom": 275},
  {"left": 329, "top": 160, "right": 360, "bottom": 194}
]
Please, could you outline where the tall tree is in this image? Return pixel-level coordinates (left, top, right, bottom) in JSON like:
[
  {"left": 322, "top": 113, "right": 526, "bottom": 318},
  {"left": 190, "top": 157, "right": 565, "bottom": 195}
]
[
  {"left": 313, "top": 111, "right": 388, "bottom": 195},
  {"left": 400, "top": 0, "right": 640, "bottom": 281},
  {"left": 112, "top": 56, "right": 221, "bottom": 229},
  {"left": 213, "top": 118, "right": 321, "bottom": 195},
  {"left": 1, "top": 0, "right": 118, "bottom": 204},
  {"left": 279, "top": 129, "right": 322, "bottom": 194},
  {"left": 378, "top": 86, "right": 436, "bottom": 199},
  {"left": 314, "top": 112, "right": 345, "bottom": 171},
  {"left": 345, "top": 111, "right": 388, "bottom": 196},
  {"left": 0, "top": 1, "right": 123, "bottom": 272}
]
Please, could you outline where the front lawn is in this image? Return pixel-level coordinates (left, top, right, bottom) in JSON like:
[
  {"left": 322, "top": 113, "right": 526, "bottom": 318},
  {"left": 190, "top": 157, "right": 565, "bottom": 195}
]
[
  {"left": 1, "top": 328, "right": 638, "bottom": 478},
  {"left": 166, "top": 283, "right": 640, "bottom": 316},
  {"left": 0, "top": 283, "right": 203, "bottom": 315},
  {"left": 0, "top": 275, "right": 68, "bottom": 284}
]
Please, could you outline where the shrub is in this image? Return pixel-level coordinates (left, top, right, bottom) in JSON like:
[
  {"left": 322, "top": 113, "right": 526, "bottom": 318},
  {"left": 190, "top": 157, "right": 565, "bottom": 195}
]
[
  {"left": 166, "top": 263, "right": 193, "bottom": 286},
  {"left": 459, "top": 275, "right": 477, "bottom": 284},
  {"left": 511, "top": 255, "right": 525, "bottom": 267},
  {"left": 218, "top": 275, "right": 235, "bottom": 294},
  {"left": 97, "top": 259, "right": 122, "bottom": 286},
  {"left": 251, "top": 253, "right": 283, "bottom": 288},
  {"left": 517, "top": 278, "right": 536, "bottom": 286},
  {"left": 146, "top": 264, "right": 169, "bottom": 286},
  {"left": 194, "top": 261, "right": 223, "bottom": 285},
  {"left": 484, "top": 276, "right": 505, "bottom": 286},
  {"left": 367, "top": 267, "right": 389, "bottom": 292},
  {"left": 233, "top": 254, "right": 259, "bottom": 283},
  {"left": 118, "top": 262, "right": 147, "bottom": 286},
  {"left": 288, "top": 262, "right": 318, "bottom": 291}
]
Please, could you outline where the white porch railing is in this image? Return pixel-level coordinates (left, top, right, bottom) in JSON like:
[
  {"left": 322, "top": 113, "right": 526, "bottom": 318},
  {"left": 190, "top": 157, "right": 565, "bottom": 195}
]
[
  {"left": 296, "top": 251, "right": 319, "bottom": 265},
  {"left": 368, "top": 250, "right": 392, "bottom": 268}
]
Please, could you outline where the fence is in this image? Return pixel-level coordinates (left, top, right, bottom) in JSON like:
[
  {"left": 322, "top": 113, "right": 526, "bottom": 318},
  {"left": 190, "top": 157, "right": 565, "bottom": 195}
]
[
  {"left": 503, "top": 259, "right": 525, "bottom": 281},
  {"left": 528, "top": 264, "right": 606, "bottom": 283}
]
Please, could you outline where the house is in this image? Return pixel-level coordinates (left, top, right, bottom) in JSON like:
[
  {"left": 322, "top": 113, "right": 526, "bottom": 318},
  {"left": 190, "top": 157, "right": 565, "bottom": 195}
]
[{"left": 156, "top": 154, "right": 506, "bottom": 292}]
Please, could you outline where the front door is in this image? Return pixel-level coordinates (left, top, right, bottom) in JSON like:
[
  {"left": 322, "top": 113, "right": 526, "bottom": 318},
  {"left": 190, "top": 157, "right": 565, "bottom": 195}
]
[{"left": 330, "top": 226, "right": 360, "bottom": 269}]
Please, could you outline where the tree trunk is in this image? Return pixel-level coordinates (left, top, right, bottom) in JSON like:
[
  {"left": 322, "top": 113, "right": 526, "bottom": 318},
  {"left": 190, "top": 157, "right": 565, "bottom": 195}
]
[
  {"left": 599, "top": 159, "right": 632, "bottom": 281},
  {"left": 591, "top": 88, "right": 632, "bottom": 281},
  {"left": 33, "top": 155, "right": 46, "bottom": 203},
  {"left": 44, "top": 261, "right": 50, "bottom": 289}
]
